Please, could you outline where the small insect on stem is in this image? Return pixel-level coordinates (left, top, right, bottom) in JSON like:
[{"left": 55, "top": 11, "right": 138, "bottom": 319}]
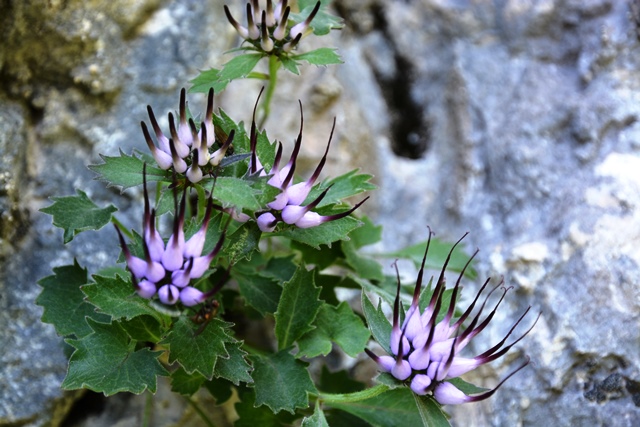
[{"left": 191, "top": 299, "right": 220, "bottom": 336}]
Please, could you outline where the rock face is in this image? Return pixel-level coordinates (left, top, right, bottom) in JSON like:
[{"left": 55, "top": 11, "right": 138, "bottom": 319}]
[{"left": 1, "top": 0, "right": 639, "bottom": 425}]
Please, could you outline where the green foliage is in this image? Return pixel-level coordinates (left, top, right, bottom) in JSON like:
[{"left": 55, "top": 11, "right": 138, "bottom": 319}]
[
  {"left": 250, "top": 350, "right": 318, "bottom": 414},
  {"left": 327, "top": 388, "right": 438, "bottom": 427},
  {"left": 36, "top": 260, "right": 110, "bottom": 337},
  {"left": 274, "top": 265, "right": 323, "bottom": 350},
  {"left": 63, "top": 318, "right": 168, "bottom": 395},
  {"left": 160, "top": 316, "right": 235, "bottom": 380},
  {"left": 293, "top": 48, "right": 343, "bottom": 66},
  {"left": 361, "top": 292, "right": 393, "bottom": 354},
  {"left": 88, "top": 150, "right": 171, "bottom": 191},
  {"left": 82, "top": 274, "right": 167, "bottom": 323},
  {"left": 302, "top": 404, "right": 330, "bottom": 427},
  {"left": 40, "top": 190, "right": 117, "bottom": 243},
  {"left": 273, "top": 216, "right": 363, "bottom": 249},
  {"left": 297, "top": 302, "right": 370, "bottom": 358},
  {"left": 295, "top": 0, "right": 344, "bottom": 35}
]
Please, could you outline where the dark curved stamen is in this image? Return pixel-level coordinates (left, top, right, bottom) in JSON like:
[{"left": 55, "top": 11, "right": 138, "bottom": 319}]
[
  {"left": 466, "top": 357, "right": 531, "bottom": 403},
  {"left": 413, "top": 227, "right": 434, "bottom": 307},
  {"left": 307, "top": 117, "right": 336, "bottom": 186},
  {"left": 476, "top": 311, "right": 540, "bottom": 363},
  {"left": 322, "top": 196, "right": 370, "bottom": 222},
  {"left": 250, "top": 87, "right": 265, "bottom": 174},
  {"left": 281, "top": 101, "right": 304, "bottom": 189},
  {"left": 392, "top": 260, "right": 402, "bottom": 329},
  {"left": 442, "top": 248, "right": 479, "bottom": 325}
]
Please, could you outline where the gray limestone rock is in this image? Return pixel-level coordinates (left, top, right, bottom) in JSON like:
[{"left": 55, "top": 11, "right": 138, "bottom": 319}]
[{"left": 2, "top": 0, "right": 640, "bottom": 425}]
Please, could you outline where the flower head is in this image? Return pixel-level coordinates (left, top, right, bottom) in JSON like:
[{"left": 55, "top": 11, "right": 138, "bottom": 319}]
[
  {"left": 365, "top": 230, "right": 538, "bottom": 405},
  {"left": 248, "top": 94, "right": 368, "bottom": 232},
  {"left": 115, "top": 164, "right": 228, "bottom": 306},
  {"left": 224, "top": 1, "right": 321, "bottom": 54},
  {"left": 142, "top": 88, "right": 235, "bottom": 183}
]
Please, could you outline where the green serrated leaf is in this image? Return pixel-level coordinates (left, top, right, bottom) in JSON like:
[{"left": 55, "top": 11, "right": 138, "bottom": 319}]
[
  {"left": 189, "top": 68, "right": 230, "bottom": 94},
  {"left": 219, "top": 53, "right": 264, "bottom": 81},
  {"left": 302, "top": 404, "right": 329, "bottom": 427},
  {"left": 40, "top": 190, "right": 117, "bottom": 243},
  {"left": 119, "top": 315, "right": 164, "bottom": 342},
  {"left": 250, "top": 350, "right": 318, "bottom": 414},
  {"left": 307, "top": 170, "right": 375, "bottom": 208},
  {"left": 82, "top": 275, "right": 166, "bottom": 324},
  {"left": 63, "top": 318, "right": 168, "bottom": 395},
  {"left": 36, "top": 261, "right": 110, "bottom": 337},
  {"left": 226, "top": 221, "right": 262, "bottom": 262},
  {"left": 297, "top": 302, "right": 369, "bottom": 358},
  {"left": 280, "top": 56, "right": 300, "bottom": 74},
  {"left": 171, "top": 366, "right": 206, "bottom": 396},
  {"left": 213, "top": 176, "right": 261, "bottom": 210},
  {"left": 414, "top": 394, "right": 452, "bottom": 427},
  {"left": 292, "top": 47, "right": 343, "bottom": 66},
  {"left": 274, "top": 215, "right": 363, "bottom": 249},
  {"left": 160, "top": 316, "right": 233, "bottom": 380},
  {"left": 214, "top": 341, "right": 254, "bottom": 385},
  {"left": 384, "top": 238, "right": 477, "bottom": 280},
  {"left": 361, "top": 292, "right": 392, "bottom": 355},
  {"left": 88, "top": 149, "right": 171, "bottom": 191},
  {"left": 274, "top": 265, "right": 323, "bottom": 350},
  {"left": 328, "top": 388, "right": 424, "bottom": 427},
  {"left": 234, "top": 271, "right": 282, "bottom": 316}
]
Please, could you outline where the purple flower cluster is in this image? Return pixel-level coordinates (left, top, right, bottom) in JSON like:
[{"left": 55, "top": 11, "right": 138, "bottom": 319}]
[
  {"left": 142, "top": 88, "right": 235, "bottom": 183},
  {"left": 366, "top": 232, "right": 538, "bottom": 405},
  {"left": 114, "top": 166, "right": 227, "bottom": 306},
  {"left": 248, "top": 100, "right": 368, "bottom": 232},
  {"left": 224, "top": 0, "right": 321, "bottom": 54}
]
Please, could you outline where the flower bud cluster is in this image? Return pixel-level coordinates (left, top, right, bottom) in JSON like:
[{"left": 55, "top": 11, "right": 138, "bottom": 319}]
[
  {"left": 224, "top": 1, "right": 321, "bottom": 54},
  {"left": 249, "top": 101, "right": 368, "bottom": 232},
  {"left": 142, "top": 88, "right": 235, "bottom": 183},
  {"left": 366, "top": 232, "right": 538, "bottom": 405},
  {"left": 115, "top": 165, "right": 227, "bottom": 306}
]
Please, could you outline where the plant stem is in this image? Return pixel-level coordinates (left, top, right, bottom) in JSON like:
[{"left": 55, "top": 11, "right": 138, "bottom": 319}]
[
  {"left": 185, "top": 396, "right": 217, "bottom": 427},
  {"left": 142, "top": 392, "right": 153, "bottom": 427},
  {"left": 315, "top": 384, "right": 389, "bottom": 404},
  {"left": 259, "top": 54, "right": 281, "bottom": 128}
]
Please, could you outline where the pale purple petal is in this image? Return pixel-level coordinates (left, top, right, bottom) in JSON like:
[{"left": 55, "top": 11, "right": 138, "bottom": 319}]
[
  {"left": 137, "top": 279, "right": 157, "bottom": 299},
  {"left": 180, "top": 287, "right": 206, "bottom": 307},
  {"left": 281, "top": 204, "right": 308, "bottom": 224},
  {"left": 433, "top": 382, "right": 470, "bottom": 405},
  {"left": 410, "top": 375, "right": 432, "bottom": 395},
  {"left": 257, "top": 212, "right": 278, "bottom": 232},
  {"left": 158, "top": 284, "right": 180, "bottom": 305}
]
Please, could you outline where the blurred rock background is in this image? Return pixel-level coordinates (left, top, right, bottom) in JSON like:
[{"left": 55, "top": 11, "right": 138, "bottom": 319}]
[{"left": 1, "top": 0, "right": 640, "bottom": 425}]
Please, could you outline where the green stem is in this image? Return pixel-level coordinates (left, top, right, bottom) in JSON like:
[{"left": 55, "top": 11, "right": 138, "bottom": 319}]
[
  {"left": 142, "top": 392, "right": 153, "bottom": 427},
  {"left": 259, "top": 54, "right": 281, "bottom": 128},
  {"left": 184, "top": 396, "right": 217, "bottom": 427},
  {"left": 315, "top": 384, "right": 389, "bottom": 404}
]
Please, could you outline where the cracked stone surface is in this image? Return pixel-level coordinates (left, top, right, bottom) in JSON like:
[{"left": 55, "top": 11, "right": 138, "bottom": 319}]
[{"left": 1, "top": 0, "right": 640, "bottom": 425}]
